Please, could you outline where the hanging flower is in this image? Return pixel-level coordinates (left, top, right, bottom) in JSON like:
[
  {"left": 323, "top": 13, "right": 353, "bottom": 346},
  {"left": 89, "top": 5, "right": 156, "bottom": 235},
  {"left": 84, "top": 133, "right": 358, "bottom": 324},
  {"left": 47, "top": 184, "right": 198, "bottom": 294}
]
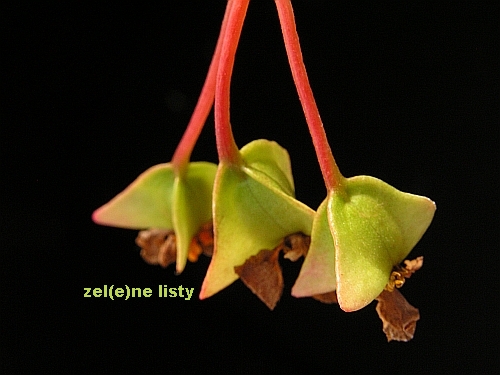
[
  {"left": 93, "top": 161, "right": 217, "bottom": 273},
  {"left": 292, "top": 176, "right": 435, "bottom": 312},
  {"left": 200, "top": 139, "right": 314, "bottom": 300}
]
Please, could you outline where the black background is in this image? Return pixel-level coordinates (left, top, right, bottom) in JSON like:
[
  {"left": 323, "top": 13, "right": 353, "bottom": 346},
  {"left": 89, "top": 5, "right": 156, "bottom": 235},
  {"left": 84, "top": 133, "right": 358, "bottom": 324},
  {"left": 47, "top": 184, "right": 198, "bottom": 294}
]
[{"left": 2, "top": 1, "right": 498, "bottom": 373}]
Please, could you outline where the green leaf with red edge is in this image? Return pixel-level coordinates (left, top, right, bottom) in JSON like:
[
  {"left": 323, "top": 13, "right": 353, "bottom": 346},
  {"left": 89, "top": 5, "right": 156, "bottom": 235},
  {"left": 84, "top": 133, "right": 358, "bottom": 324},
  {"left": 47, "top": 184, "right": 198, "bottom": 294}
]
[
  {"left": 92, "top": 161, "right": 217, "bottom": 273},
  {"left": 200, "top": 139, "right": 315, "bottom": 299},
  {"left": 92, "top": 164, "right": 176, "bottom": 229},
  {"left": 293, "top": 175, "right": 435, "bottom": 312},
  {"left": 291, "top": 197, "right": 337, "bottom": 298}
]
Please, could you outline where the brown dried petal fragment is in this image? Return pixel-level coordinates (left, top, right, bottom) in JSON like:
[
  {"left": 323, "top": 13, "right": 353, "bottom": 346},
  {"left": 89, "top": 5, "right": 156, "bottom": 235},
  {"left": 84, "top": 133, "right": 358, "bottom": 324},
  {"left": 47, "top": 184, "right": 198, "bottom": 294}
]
[
  {"left": 157, "top": 236, "right": 177, "bottom": 268},
  {"left": 234, "top": 248, "right": 283, "bottom": 310},
  {"left": 136, "top": 223, "right": 213, "bottom": 268},
  {"left": 403, "top": 256, "right": 423, "bottom": 277},
  {"left": 136, "top": 229, "right": 176, "bottom": 268},
  {"left": 375, "top": 289, "right": 420, "bottom": 342},
  {"left": 282, "top": 232, "right": 310, "bottom": 261}
]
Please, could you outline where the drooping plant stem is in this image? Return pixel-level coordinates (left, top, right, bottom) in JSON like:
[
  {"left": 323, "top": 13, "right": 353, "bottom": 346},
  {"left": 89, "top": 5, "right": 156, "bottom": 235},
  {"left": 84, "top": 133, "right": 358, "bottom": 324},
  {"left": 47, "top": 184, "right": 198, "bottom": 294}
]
[
  {"left": 214, "top": 0, "right": 249, "bottom": 166},
  {"left": 274, "top": 0, "right": 344, "bottom": 192},
  {"left": 171, "top": 0, "right": 233, "bottom": 177}
]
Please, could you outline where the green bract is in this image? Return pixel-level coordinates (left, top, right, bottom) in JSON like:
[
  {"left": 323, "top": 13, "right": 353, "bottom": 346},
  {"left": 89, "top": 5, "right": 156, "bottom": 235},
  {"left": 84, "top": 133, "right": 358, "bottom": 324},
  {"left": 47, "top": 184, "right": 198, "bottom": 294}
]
[
  {"left": 293, "top": 175, "right": 435, "bottom": 312},
  {"left": 92, "top": 162, "right": 217, "bottom": 273},
  {"left": 290, "top": 198, "right": 337, "bottom": 297},
  {"left": 200, "top": 139, "right": 315, "bottom": 299}
]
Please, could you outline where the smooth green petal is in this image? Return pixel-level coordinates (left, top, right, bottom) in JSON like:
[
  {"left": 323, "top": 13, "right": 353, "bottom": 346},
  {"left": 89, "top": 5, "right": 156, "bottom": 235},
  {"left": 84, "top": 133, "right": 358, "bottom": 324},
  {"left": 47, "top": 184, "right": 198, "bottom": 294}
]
[
  {"left": 200, "top": 141, "right": 314, "bottom": 299},
  {"left": 92, "top": 164, "right": 175, "bottom": 229},
  {"left": 292, "top": 197, "right": 337, "bottom": 297},
  {"left": 173, "top": 162, "right": 217, "bottom": 273},
  {"left": 330, "top": 176, "right": 436, "bottom": 312},
  {"left": 240, "top": 139, "right": 295, "bottom": 196}
]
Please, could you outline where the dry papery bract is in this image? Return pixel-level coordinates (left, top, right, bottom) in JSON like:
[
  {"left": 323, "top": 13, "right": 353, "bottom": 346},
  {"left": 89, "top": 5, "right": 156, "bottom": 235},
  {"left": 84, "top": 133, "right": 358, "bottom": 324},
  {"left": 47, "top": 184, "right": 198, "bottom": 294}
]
[
  {"left": 376, "top": 257, "right": 424, "bottom": 341},
  {"left": 136, "top": 222, "right": 213, "bottom": 268},
  {"left": 136, "top": 224, "right": 423, "bottom": 341},
  {"left": 236, "top": 234, "right": 424, "bottom": 342},
  {"left": 375, "top": 289, "right": 420, "bottom": 342}
]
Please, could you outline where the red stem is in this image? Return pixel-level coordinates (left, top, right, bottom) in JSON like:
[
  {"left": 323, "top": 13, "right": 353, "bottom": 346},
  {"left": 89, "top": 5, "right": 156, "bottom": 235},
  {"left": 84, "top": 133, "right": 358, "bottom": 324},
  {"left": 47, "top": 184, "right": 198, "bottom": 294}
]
[
  {"left": 274, "top": 0, "right": 343, "bottom": 192},
  {"left": 214, "top": 0, "right": 249, "bottom": 165},
  {"left": 171, "top": 0, "right": 233, "bottom": 176}
]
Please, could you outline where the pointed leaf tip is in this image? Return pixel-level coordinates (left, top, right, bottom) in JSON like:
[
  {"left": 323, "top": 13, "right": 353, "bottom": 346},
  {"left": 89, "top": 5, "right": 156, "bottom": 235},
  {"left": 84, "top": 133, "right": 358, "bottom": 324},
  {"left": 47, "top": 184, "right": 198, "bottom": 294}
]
[{"left": 92, "top": 163, "right": 176, "bottom": 229}]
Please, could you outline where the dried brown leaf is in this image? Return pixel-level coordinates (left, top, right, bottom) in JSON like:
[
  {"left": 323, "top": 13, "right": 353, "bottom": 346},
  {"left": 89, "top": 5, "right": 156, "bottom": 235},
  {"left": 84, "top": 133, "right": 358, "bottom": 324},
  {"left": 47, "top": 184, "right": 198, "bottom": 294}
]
[
  {"left": 234, "top": 248, "right": 283, "bottom": 310},
  {"left": 375, "top": 289, "right": 420, "bottom": 342},
  {"left": 136, "top": 223, "right": 213, "bottom": 268},
  {"left": 136, "top": 229, "right": 176, "bottom": 268}
]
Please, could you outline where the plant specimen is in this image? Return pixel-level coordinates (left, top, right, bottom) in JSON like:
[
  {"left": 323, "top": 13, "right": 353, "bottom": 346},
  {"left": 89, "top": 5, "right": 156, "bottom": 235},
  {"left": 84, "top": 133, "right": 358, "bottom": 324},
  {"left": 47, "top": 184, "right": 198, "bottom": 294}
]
[{"left": 93, "top": 0, "right": 435, "bottom": 341}]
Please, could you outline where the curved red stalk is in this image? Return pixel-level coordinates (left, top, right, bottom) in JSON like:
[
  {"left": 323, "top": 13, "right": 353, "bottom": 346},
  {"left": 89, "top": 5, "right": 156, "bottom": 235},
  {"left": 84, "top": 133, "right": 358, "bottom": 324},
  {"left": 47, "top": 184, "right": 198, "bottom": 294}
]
[
  {"left": 274, "top": 0, "right": 344, "bottom": 192},
  {"left": 214, "top": 0, "right": 249, "bottom": 166},
  {"left": 171, "top": 0, "right": 233, "bottom": 176}
]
